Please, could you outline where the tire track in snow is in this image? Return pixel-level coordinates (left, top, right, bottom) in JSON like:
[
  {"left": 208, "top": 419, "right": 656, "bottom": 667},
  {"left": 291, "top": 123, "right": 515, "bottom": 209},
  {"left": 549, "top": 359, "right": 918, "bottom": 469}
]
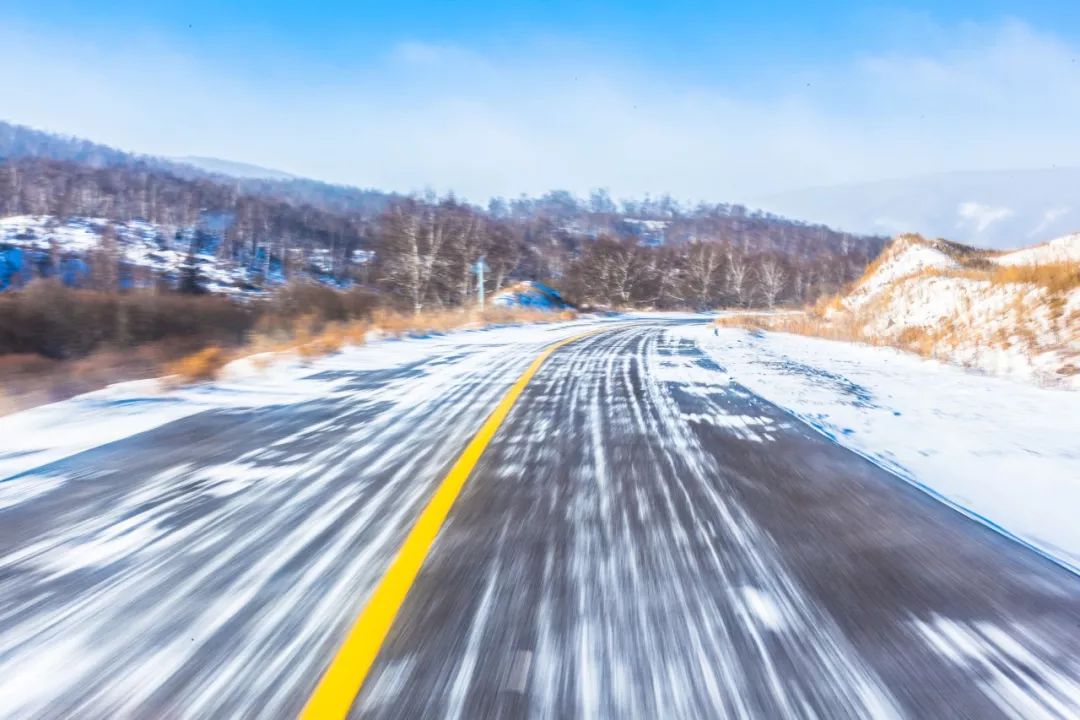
[{"left": 354, "top": 323, "right": 1080, "bottom": 719}]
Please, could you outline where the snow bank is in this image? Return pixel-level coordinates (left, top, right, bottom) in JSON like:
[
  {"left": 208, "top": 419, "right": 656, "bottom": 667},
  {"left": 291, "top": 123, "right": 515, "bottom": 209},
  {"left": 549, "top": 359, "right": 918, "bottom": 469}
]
[
  {"left": 491, "top": 280, "right": 572, "bottom": 311},
  {"left": 680, "top": 325, "right": 1080, "bottom": 574}
]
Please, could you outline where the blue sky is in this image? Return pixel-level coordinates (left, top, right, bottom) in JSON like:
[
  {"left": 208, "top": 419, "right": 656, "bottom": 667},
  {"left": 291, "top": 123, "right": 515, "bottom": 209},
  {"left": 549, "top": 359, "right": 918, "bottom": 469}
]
[{"left": 2, "top": 1, "right": 1080, "bottom": 201}]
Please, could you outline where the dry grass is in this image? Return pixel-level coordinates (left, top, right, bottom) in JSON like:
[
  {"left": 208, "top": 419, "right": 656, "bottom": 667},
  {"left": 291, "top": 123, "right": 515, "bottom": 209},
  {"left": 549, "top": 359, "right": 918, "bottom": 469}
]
[
  {"left": 714, "top": 310, "right": 946, "bottom": 358},
  {"left": 984, "top": 262, "right": 1080, "bottom": 293},
  {"left": 911, "top": 259, "right": 1079, "bottom": 294},
  {"left": 296, "top": 323, "right": 350, "bottom": 359},
  {"left": 370, "top": 306, "right": 576, "bottom": 338},
  {"left": 165, "top": 346, "right": 232, "bottom": 384},
  {"left": 164, "top": 306, "right": 578, "bottom": 382}
]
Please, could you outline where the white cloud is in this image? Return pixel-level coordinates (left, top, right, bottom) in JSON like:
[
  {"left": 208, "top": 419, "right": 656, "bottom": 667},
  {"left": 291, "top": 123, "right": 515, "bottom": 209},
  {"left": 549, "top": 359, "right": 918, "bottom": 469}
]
[
  {"left": 1, "top": 18, "right": 1079, "bottom": 203},
  {"left": 957, "top": 202, "right": 1014, "bottom": 234},
  {"left": 1030, "top": 206, "right": 1072, "bottom": 237}
]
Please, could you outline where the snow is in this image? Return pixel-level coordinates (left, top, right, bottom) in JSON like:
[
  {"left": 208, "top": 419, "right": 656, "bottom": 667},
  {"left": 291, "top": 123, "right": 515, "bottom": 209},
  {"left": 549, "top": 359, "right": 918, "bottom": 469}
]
[
  {"left": 845, "top": 238, "right": 955, "bottom": 310},
  {"left": 913, "top": 616, "right": 1080, "bottom": 718},
  {"left": 0, "top": 374, "right": 343, "bottom": 481},
  {"left": 993, "top": 233, "right": 1080, "bottom": 266},
  {"left": 833, "top": 234, "right": 1079, "bottom": 387},
  {"left": 1, "top": 214, "right": 273, "bottom": 294},
  {"left": 491, "top": 280, "right": 572, "bottom": 311},
  {"left": 864, "top": 275, "right": 1078, "bottom": 388},
  {"left": 680, "top": 325, "right": 1080, "bottom": 575},
  {"left": 737, "top": 587, "right": 787, "bottom": 631},
  {"left": 0, "top": 317, "right": 613, "bottom": 482}
]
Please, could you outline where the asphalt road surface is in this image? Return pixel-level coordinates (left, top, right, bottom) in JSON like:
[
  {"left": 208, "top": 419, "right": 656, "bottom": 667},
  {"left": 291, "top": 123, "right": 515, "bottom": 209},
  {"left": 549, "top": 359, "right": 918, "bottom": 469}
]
[{"left": 2, "top": 322, "right": 1079, "bottom": 718}]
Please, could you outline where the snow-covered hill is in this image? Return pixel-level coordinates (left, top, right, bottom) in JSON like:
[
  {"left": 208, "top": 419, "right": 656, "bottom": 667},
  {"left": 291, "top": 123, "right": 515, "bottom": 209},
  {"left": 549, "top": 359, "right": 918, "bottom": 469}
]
[
  {"left": 0, "top": 215, "right": 341, "bottom": 294},
  {"left": 829, "top": 233, "right": 1080, "bottom": 387},
  {"left": 756, "top": 167, "right": 1080, "bottom": 250},
  {"left": 992, "top": 233, "right": 1080, "bottom": 267}
]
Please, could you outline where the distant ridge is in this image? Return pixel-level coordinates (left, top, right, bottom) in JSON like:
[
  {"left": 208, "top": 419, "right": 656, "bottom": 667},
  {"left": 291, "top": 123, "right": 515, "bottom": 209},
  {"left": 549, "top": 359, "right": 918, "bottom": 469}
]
[
  {"left": 0, "top": 119, "right": 395, "bottom": 215},
  {"left": 173, "top": 156, "right": 297, "bottom": 181}
]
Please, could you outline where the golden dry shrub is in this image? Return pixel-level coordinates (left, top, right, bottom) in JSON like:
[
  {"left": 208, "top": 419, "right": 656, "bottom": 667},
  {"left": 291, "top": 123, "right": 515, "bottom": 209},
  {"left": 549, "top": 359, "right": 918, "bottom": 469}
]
[
  {"left": 166, "top": 346, "right": 230, "bottom": 383},
  {"left": 297, "top": 324, "right": 347, "bottom": 360},
  {"left": 990, "top": 262, "right": 1080, "bottom": 294}
]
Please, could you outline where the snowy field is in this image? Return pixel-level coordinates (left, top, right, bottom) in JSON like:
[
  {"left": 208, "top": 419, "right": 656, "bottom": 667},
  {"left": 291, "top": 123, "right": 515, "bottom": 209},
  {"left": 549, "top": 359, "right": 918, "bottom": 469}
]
[{"left": 679, "top": 325, "right": 1080, "bottom": 574}]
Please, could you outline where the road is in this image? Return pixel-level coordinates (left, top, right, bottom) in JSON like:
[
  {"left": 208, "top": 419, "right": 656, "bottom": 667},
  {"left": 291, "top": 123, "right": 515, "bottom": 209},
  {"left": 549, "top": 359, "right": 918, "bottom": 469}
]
[{"left": 2, "top": 322, "right": 1079, "bottom": 718}]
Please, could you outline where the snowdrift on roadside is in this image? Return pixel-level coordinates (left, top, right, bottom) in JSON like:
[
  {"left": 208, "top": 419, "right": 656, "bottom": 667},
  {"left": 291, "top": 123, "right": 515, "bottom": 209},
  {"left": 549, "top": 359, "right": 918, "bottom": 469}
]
[
  {"left": 683, "top": 324, "right": 1080, "bottom": 575},
  {"left": 491, "top": 281, "right": 573, "bottom": 311}
]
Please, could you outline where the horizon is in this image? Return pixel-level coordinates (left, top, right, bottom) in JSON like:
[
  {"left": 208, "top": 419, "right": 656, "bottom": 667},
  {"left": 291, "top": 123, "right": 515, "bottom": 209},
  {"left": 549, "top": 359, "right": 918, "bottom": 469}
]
[{"left": 3, "top": 2, "right": 1080, "bottom": 207}]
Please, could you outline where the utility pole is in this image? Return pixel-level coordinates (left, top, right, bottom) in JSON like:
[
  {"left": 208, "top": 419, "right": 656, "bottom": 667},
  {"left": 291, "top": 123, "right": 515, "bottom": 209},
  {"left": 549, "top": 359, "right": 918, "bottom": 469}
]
[{"left": 474, "top": 256, "right": 488, "bottom": 310}]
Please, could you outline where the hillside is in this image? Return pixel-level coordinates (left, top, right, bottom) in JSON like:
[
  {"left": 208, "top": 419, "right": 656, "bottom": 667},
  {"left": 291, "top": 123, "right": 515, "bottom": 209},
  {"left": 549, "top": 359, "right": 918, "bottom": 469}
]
[
  {"left": 832, "top": 234, "right": 1080, "bottom": 386},
  {"left": 0, "top": 120, "right": 889, "bottom": 312},
  {"left": 0, "top": 215, "right": 355, "bottom": 294}
]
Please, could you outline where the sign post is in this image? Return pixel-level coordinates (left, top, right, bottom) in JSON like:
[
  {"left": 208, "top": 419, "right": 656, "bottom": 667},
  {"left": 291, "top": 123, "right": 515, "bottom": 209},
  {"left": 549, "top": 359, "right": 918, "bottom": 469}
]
[{"left": 472, "top": 256, "right": 489, "bottom": 310}]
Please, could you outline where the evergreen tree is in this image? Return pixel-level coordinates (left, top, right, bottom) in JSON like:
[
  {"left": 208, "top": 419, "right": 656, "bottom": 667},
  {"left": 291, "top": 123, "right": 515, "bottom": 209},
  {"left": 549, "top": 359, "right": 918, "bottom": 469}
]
[{"left": 178, "top": 241, "right": 207, "bottom": 294}]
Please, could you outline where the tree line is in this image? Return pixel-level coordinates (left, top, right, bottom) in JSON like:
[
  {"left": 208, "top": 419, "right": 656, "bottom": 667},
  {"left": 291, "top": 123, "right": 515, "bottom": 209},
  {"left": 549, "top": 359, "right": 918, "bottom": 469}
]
[{"left": 1, "top": 152, "right": 886, "bottom": 310}]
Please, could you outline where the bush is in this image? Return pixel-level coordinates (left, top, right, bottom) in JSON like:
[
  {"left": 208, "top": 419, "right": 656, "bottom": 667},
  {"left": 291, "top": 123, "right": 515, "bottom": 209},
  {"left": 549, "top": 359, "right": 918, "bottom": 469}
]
[
  {"left": 259, "top": 282, "right": 379, "bottom": 335},
  {"left": 0, "top": 281, "right": 253, "bottom": 359},
  {"left": 166, "top": 346, "right": 231, "bottom": 383}
]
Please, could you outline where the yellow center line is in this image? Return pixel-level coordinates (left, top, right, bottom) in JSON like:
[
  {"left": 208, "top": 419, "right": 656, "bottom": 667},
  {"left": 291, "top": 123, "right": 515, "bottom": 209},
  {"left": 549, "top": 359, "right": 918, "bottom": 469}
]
[{"left": 300, "top": 327, "right": 606, "bottom": 720}]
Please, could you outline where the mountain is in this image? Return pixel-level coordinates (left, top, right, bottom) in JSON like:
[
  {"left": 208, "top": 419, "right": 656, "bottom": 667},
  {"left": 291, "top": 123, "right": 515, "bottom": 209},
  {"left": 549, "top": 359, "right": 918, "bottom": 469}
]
[
  {"left": 0, "top": 119, "right": 395, "bottom": 215},
  {"left": 172, "top": 156, "right": 296, "bottom": 181},
  {"left": 754, "top": 168, "right": 1080, "bottom": 250}
]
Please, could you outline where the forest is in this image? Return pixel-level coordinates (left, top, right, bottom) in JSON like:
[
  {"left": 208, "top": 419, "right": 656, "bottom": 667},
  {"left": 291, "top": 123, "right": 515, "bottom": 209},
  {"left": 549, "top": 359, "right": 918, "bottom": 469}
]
[{"left": 0, "top": 129, "right": 886, "bottom": 313}]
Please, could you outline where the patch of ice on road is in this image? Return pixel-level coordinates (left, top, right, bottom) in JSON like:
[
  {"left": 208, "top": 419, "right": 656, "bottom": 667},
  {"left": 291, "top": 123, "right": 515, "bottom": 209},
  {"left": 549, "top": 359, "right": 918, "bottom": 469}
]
[
  {"left": 682, "top": 412, "right": 776, "bottom": 442},
  {"left": 738, "top": 587, "right": 787, "bottom": 631},
  {"left": 678, "top": 324, "right": 1080, "bottom": 574},
  {"left": 35, "top": 518, "right": 162, "bottom": 575}
]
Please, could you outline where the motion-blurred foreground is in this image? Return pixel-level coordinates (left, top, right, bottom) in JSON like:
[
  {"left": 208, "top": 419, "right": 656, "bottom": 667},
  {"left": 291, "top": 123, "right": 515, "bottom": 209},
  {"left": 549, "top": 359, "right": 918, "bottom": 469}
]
[{"left": 2, "top": 317, "right": 1079, "bottom": 718}]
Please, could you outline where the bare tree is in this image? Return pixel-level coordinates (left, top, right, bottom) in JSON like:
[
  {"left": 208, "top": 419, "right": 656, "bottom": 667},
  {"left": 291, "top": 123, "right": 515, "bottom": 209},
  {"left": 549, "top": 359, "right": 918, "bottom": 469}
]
[
  {"left": 756, "top": 257, "right": 786, "bottom": 309},
  {"left": 725, "top": 249, "right": 750, "bottom": 308},
  {"left": 684, "top": 241, "right": 724, "bottom": 310}
]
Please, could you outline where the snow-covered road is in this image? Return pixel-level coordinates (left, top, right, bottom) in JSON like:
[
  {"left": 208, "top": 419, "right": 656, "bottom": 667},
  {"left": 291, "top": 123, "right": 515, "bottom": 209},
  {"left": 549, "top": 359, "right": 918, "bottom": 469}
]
[{"left": 1, "top": 319, "right": 1078, "bottom": 718}]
